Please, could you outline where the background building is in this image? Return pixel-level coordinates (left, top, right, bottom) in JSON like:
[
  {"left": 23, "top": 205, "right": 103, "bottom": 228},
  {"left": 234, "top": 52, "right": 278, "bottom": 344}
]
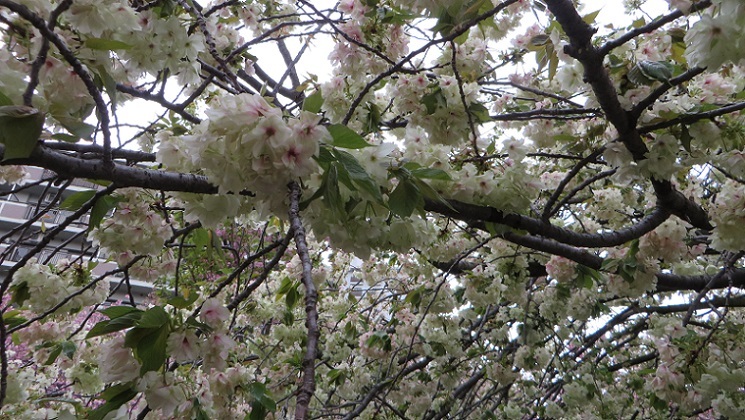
[{"left": 0, "top": 166, "right": 151, "bottom": 303}]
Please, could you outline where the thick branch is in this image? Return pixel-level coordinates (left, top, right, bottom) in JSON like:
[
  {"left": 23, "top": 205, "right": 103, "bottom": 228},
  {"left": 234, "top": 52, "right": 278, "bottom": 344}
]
[
  {"left": 425, "top": 197, "right": 671, "bottom": 248},
  {"left": 544, "top": 0, "right": 712, "bottom": 231},
  {"left": 639, "top": 101, "right": 745, "bottom": 133},
  {"left": 5, "top": 145, "right": 218, "bottom": 194}
]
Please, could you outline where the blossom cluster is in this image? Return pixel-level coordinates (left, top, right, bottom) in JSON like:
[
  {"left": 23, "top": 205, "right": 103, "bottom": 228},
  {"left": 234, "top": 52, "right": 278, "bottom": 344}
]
[
  {"left": 89, "top": 189, "right": 172, "bottom": 274},
  {"left": 10, "top": 259, "right": 107, "bottom": 314},
  {"left": 158, "top": 94, "right": 329, "bottom": 219},
  {"left": 683, "top": 0, "right": 745, "bottom": 69},
  {"left": 709, "top": 180, "right": 745, "bottom": 252}
]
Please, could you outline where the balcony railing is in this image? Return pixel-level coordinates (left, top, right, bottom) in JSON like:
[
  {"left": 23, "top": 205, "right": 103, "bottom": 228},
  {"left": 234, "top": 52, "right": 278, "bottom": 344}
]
[
  {"left": 24, "top": 205, "right": 90, "bottom": 228},
  {"left": 6, "top": 245, "right": 92, "bottom": 265}
]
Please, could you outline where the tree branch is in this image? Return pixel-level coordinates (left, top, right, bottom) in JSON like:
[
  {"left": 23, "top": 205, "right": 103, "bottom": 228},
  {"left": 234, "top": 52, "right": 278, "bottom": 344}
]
[{"left": 289, "top": 182, "right": 320, "bottom": 420}]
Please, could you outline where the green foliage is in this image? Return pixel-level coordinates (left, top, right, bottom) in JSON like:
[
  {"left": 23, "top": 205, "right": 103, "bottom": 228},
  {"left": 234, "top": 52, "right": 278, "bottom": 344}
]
[
  {"left": 246, "top": 382, "right": 277, "bottom": 420},
  {"left": 388, "top": 163, "right": 454, "bottom": 217},
  {"left": 328, "top": 124, "right": 373, "bottom": 149},
  {"left": 52, "top": 114, "right": 96, "bottom": 141},
  {"left": 0, "top": 90, "right": 13, "bottom": 106},
  {"left": 628, "top": 60, "right": 674, "bottom": 85},
  {"left": 0, "top": 105, "right": 44, "bottom": 161},
  {"left": 2, "top": 309, "right": 27, "bottom": 329},
  {"left": 333, "top": 148, "right": 384, "bottom": 203},
  {"left": 86, "top": 307, "right": 144, "bottom": 338},
  {"left": 276, "top": 276, "right": 301, "bottom": 309},
  {"left": 41, "top": 340, "right": 76, "bottom": 365},
  {"left": 89, "top": 194, "right": 122, "bottom": 230},
  {"left": 302, "top": 90, "right": 324, "bottom": 113},
  {"left": 125, "top": 306, "right": 171, "bottom": 374},
  {"left": 9, "top": 281, "right": 31, "bottom": 307},
  {"left": 600, "top": 240, "right": 642, "bottom": 282},
  {"left": 430, "top": 0, "right": 493, "bottom": 36},
  {"left": 60, "top": 190, "right": 97, "bottom": 212},
  {"left": 365, "top": 330, "right": 392, "bottom": 352},
  {"left": 388, "top": 176, "right": 422, "bottom": 218},
  {"left": 167, "top": 291, "right": 200, "bottom": 309},
  {"left": 87, "top": 383, "right": 138, "bottom": 420}
]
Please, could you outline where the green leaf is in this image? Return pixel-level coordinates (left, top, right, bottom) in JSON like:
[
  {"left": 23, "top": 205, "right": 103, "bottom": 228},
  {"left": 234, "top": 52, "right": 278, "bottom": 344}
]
[
  {"left": 89, "top": 194, "right": 121, "bottom": 230},
  {"left": 366, "top": 330, "right": 392, "bottom": 351},
  {"left": 637, "top": 60, "right": 673, "bottom": 83},
  {"left": 185, "top": 316, "right": 211, "bottom": 331},
  {"left": 247, "top": 383, "right": 275, "bottom": 420},
  {"left": 96, "top": 65, "right": 119, "bottom": 108},
  {"left": 454, "top": 30, "right": 471, "bottom": 45},
  {"left": 2, "top": 310, "right": 27, "bottom": 329},
  {"left": 431, "top": 7, "right": 455, "bottom": 36},
  {"left": 0, "top": 106, "right": 44, "bottom": 161},
  {"left": 302, "top": 90, "right": 324, "bottom": 113},
  {"left": 0, "top": 105, "right": 38, "bottom": 118},
  {"left": 332, "top": 149, "right": 384, "bottom": 203},
  {"left": 100, "top": 306, "right": 142, "bottom": 319},
  {"left": 285, "top": 285, "right": 300, "bottom": 309},
  {"left": 315, "top": 145, "right": 335, "bottom": 168},
  {"left": 388, "top": 179, "right": 422, "bottom": 218},
  {"left": 191, "top": 227, "right": 210, "bottom": 249},
  {"left": 327, "top": 368, "right": 347, "bottom": 385},
  {"left": 627, "top": 65, "right": 653, "bottom": 86},
  {"left": 59, "top": 190, "right": 96, "bottom": 211},
  {"left": 88, "top": 384, "right": 137, "bottom": 420},
  {"left": 680, "top": 124, "right": 692, "bottom": 153},
  {"left": 333, "top": 160, "right": 357, "bottom": 192},
  {"left": 60, "top": 340, "right": 76, "bottom": 359},
  {"left": 44, "top": 344, "right": 63, "bottom": 365},
  {"left": 194, "top": 398, "right": 211, "bottom": 420},
  {"left": 484, "top": 221, "right": 511, "bottom": 236},
  {"left": 323, "top": 165, "right": 345, "bottom": 220},
  {"left": 44, "top": 341, "right": 76, "bottom": 365},
  {"left": 628, "top": 239, "right": 640, "bottom": 258},
  {"left": 410, "top": 167, "right": 452, "bottom": 181},
  {"left": 548, "top": 50, "right": 559, "bottom": 81},
  {"left": 581, "top": 9, "right": 601, "bottom": 24},
  {"left": 413, "top": 178, "right": 455, "bottom": 212},
  {"left": 52, "top": 114, "right": 96, "bottom": 141},
  {"left": 167, "top": 292, "right": 199, "bottom": 309},
  {"left": 134, "top": 325, "right": 170, "bottom": 374},
  {"left": 328, "top": 124, "right": 373, "bottom": 149},
  {"left": 379, "top": 6, "right": 417, "bottom": 24},
  {"left": 85, "top": 312, "right": 143, "bottom": 338},
  {"left": 276, "top": 276, "right": 294, "bottom": 298},
  {"left": 249, "top": 382, "right": 276, "bottom": 412},
  {"left": 527, "top": 34, "right": 550, "bottom": 51},
  {"left": 282, "top": 309, "right": 294, "bottom": 326},
  {"left": 467, "top": 102, "right": 491, "bottom": 123},
  {"left": 10, "top": 281, "right": 30, "bottom": 306},
  {"left": 421, "top": 87, "right": 445, "bottom": 115},
  {"left": 85, "top": 38, "right": 133, "bottom": 51},
  {"left": 405, "top": 288, "right": 423, "bottom": 306},
  {"left": 0, "top": 90, "right": 12, "bottom": 106},
  {"left": 50, "top": 133, "right": 81, "bottom": 143},
  {"left": 135, "top": 306, "right": 169, "bottom": 328},
  {"left": 363, "top": 102, "right": 381, "bottom": 134}
]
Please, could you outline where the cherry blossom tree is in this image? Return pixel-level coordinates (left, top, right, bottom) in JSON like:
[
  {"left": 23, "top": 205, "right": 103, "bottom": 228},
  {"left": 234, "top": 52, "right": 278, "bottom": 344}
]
[{"left": 0, "top": 0, "right": 744, "bottom": 418}]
